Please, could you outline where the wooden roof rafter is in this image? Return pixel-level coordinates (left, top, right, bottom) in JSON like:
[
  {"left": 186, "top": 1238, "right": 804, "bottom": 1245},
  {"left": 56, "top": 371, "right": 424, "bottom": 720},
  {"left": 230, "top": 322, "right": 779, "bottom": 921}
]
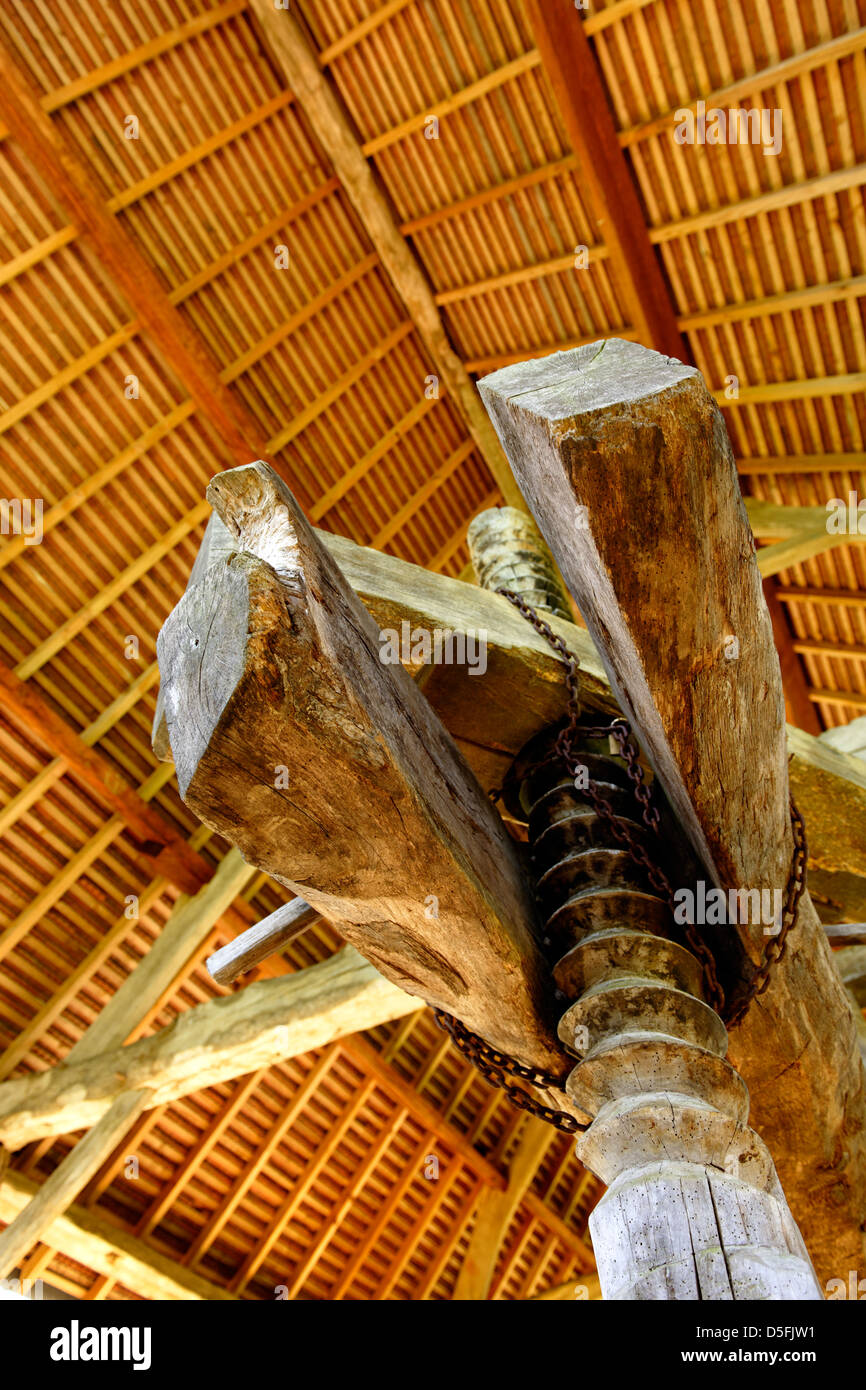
[
  {"left": 247, "top": 0, "right": 525, "bottom": 512},
  {"left": 0, "top": 0, "right": 863, "bottom": 1303},
  {"left": 0, "top": 39, "right": 268, "bottom": 469}
]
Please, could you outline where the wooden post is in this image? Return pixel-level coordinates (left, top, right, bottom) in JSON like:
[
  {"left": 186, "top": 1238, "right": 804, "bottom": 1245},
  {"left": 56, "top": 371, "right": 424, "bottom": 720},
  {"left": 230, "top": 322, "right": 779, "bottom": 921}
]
[
  {"left": 556, "top": 891, "right": 822, "bottom": 1299},
  {"left": 464, "top": 501, "right": 818, "bottom": 1297},
  {"left": 477, "top": 339, "right": 847, "bottom": 1295},
  {"left": 156, "top": 461, "right": 568, "bottom": 1076}
]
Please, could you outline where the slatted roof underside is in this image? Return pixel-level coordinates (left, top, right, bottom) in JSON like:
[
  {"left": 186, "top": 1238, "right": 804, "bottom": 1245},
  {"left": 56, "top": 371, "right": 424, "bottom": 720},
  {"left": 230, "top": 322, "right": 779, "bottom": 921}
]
[{"left": 0, "top": 0, "right": 864, "bottom": 1299}]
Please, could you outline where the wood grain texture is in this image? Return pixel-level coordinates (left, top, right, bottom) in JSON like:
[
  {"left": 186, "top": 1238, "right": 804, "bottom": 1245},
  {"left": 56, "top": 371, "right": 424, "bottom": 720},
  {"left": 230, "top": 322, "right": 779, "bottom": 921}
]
[
  {"left": 152, "top": 511, "right": 237, "bottom": 761},
  {"left": 157, "top": 461, "right": 566, "bottom": 1074},
  {"left": 590, "top": 1160, "right": 822, "bottom": 1301},
  {"left": 332, "top": 533, "right": 866, "bottom": 898},
  {"left": 479, "top": 339, "right": 866, "bottom": 1278},
  {"left": 248, "top": 0, "right": 523, "bottom": 510},
  {"left": 0, "top": 1171, "right": 235, "bottom": 1300},
  {"left": 556, "top": 892, "right": 820, "bottom": 1299},
  {"left": 0, "top": 1088, "right": 152, "bottom": 1278},
  {"left": 157, "top": 521, "right": 866, "bottom": 904},
  {"left": 0, "top": 947, "right": 418, "bottom": 1150}
]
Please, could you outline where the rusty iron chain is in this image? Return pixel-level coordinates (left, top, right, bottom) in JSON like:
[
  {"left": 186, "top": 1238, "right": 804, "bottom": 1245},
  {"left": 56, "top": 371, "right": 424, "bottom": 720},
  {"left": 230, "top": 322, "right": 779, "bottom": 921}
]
[
  {"left": 724, "top": 795, "right": 808, "bottom": 1027},
  {"left": 494, "top": 586, "right": 808, "bottom": 1027},
  {"left": 432, "top": 1009, "right": 584, "bottom": 1134},
  {"left": 433, "top": 586, "right": 808, "bottom": 1128},
  {"left": 563, "top": 717, "right": 726, "bottom": 1014}
]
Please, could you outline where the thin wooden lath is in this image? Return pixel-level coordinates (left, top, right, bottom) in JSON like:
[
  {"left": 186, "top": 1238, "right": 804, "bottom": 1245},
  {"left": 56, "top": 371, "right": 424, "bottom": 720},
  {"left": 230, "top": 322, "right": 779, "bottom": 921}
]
[{"left": 0, "top": 0, "right": 864, "bottom": 1300}]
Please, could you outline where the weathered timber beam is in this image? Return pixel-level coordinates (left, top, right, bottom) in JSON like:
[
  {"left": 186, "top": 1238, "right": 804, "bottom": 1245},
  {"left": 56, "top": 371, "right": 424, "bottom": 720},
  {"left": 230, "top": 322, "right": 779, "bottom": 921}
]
[
  {"left": 824, "top": 922, "right": 866, "bottom": 944},
  {"left": 329, "top": 531, "right": 615, "bottom": 749},
  {"left": 156, "top": 461, "right": 566, "bottom": 1076},
  {"left": 247, "top": 1, "right": 523, "bottom": 510},
  {"left": 327, "top": 532, "right": 866, "bottom": 901},
  {"left": 161, "top": 519, "right": 854, "bottom": 844},
  {"left": 206, "top": 896, "right": 318, "bottom": 985},
  {"left": 479, "top": 339, "right": 866, "bottom": 1280},
  {"left": 0, "top": 1171, "right": 235, "bottom": 1300},
  {"left": 820, "top": 716, "right": 866, "bottom": 758},
  {"left": 336, "top": 538, "right": 865, "bottom": 935},
  {"left": 0, "top": 948, "right": 418, "bottom": 1151},
  {"left": 152, "top": 511, "right": 239, "bottom": 761},
  {"left": 747, "top": 501, "right": 835, "bottom": 539},
  {"left": 0, "top": 1089, "right": 152, "bottom": 1278},
  {"left": 154, "top": 522, "right": 866, "bottom": 918}
]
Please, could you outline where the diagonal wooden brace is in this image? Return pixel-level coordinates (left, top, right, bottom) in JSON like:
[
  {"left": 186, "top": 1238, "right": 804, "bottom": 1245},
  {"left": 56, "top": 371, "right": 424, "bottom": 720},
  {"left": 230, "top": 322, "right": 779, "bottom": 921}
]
[{"left": 156, "top": 461, "right": 569, "bottom": 1078}]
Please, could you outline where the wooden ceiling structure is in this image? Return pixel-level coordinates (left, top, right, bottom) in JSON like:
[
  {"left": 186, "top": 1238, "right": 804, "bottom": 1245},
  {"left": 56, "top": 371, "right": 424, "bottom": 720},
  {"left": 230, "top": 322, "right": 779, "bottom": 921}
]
[{"left": 0, "top": 0, "right": 864, "bottom": 1300}]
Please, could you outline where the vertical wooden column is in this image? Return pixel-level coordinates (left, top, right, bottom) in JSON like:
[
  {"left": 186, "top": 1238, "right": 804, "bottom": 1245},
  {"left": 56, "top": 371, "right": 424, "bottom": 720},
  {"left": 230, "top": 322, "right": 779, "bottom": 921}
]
[
  {"left": 478, "top": 340, "right": 828, "bottom": 1299},
  {"left": 553, "top": 857, "right": 822, "bottom": 1299}
]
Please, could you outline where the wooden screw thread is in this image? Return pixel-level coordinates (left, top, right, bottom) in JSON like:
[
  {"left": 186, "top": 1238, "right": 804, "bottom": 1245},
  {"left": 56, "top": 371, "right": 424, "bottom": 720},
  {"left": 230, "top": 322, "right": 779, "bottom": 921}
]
[
  {"left": 467, "top": 507, "right": 573, "bottom": 622},
  {"left": 521, "top": 742, "right": 823, "bottom": 1302}
]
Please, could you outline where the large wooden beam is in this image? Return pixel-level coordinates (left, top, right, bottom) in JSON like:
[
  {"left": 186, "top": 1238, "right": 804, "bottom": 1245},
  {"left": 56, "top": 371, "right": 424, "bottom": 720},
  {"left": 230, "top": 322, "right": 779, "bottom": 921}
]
[
  {"left": 320, "top": 531, "right": 866, "bottom": 904},
  {"left": 0, "top": 1171, "right": 235, "bottom": 1301},
  {"left": 478, "top": 339, "right": 866, "bottom": 1279},
  {"left": 156, "top": 461, "right": 565, "bottom": 1076},
  {"left": 152, "top": 512, "right": 238, "bottom": 762},
  {"left": 158, "top": 520, "right": 853, "bottom": 884},
  {"left": 0, "top": 948, "right": 417, "bottom": 1151},
  {"left": 246, "top": 1, "right": 523, "bottom": 510}
]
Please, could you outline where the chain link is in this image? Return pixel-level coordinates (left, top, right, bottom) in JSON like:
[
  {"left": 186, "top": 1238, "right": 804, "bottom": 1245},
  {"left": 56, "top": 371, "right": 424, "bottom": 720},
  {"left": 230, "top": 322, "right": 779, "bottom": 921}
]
[
  {"left": 434, "top": 587, "right": 808, "bottom": 1130},
  {"left": 495, "top": 586, "right": 808, "bottom": 1027},
  {"left": 432, "top": 1009, "right": 585, "bottom": 1134},
  {"left": 724, "top": 795, "right": 808, "bottom": 1027}
]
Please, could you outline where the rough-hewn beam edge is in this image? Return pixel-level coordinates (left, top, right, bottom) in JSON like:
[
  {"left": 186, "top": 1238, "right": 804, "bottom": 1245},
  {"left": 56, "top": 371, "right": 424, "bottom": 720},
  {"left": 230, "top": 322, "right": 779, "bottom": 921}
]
[{"left": 0, "top": 1171, "right": 236, "bottom": 1300}]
